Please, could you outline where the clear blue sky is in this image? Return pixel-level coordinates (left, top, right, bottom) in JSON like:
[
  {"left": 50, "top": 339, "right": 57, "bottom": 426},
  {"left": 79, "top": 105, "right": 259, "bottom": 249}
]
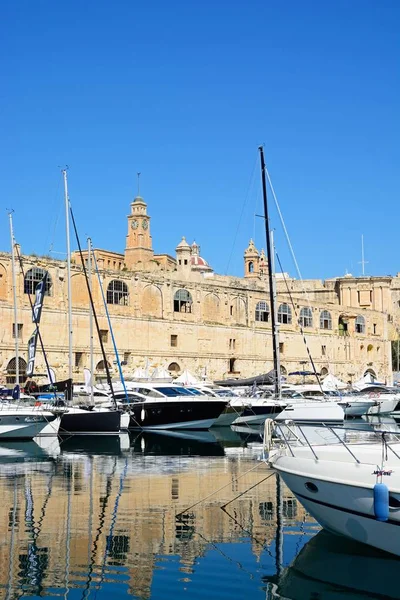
[{"left": 1, "top": 0, "right": 399, "bottom": 279}]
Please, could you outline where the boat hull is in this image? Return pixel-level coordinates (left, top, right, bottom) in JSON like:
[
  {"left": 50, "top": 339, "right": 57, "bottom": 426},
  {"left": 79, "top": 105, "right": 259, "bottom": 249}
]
[
  {"left": 232, "top": 403, "right": 283, "bottom": 426},
  {"left": 127, "top": 400, "right": 226, "bottom": 430},
  {"left": 275, "top": 401, "right": 344, "bottom": 423},
  {"left": 0, "top": 412, "right": 60, "bottom": 439},
  {"left": 60, "top": 408, "right": 121, "bottom": 434}
]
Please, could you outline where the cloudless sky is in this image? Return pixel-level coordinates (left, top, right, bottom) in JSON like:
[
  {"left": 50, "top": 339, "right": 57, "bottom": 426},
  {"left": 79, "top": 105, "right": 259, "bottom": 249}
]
[{"left": 1, "top": 0, "right": 399, "bottom": 279}]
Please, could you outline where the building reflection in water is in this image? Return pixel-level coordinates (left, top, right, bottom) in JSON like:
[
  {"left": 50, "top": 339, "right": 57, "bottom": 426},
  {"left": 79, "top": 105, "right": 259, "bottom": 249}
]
[{"left": 0, "top": 432, "right": 318, "bottom": 599}]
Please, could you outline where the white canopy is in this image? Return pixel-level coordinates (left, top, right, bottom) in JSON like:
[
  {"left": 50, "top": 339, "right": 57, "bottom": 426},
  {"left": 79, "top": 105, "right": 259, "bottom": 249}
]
[
  {"left": 132, "top": 367, "right": 148, "bottom": 379},
  {"left": 321, "top": 373, "right": 347, "bottom": 391},
  {"left": 151, "top": 366, "right": 172, "bottom": 380},
  {"left": 175, "top": 369, "right": 200, "bottom": 385}
]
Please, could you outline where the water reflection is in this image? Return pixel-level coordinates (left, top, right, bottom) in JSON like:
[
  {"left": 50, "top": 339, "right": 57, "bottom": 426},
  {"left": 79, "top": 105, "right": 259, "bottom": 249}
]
[
  {"left": 1, "top": 425, "right": 400, "bottom": 600},
  {"left": 266, "top": 529, "right": 400, "bottom": 599}
]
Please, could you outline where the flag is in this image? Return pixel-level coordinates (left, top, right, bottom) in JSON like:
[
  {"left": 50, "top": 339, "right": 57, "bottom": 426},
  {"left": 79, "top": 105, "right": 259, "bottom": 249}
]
[
  {"left": 32, "top": 273, "right": 48, "bottom": 324},
  {"left": 26, "top": 329, "right": 38, "bottom": 377}
]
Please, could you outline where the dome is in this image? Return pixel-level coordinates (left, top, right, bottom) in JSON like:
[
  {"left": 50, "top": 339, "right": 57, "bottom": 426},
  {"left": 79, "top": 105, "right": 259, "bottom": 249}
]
[
  {"left": 190, "top": 254, "right": 209, "bottom": 267},
  {"left": 132, "top": 195, "right": 146, "bottom": 205}
]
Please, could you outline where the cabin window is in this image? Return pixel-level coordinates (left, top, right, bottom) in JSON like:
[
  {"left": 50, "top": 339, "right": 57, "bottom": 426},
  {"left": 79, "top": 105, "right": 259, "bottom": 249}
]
[
  {"left": 255, "top": 301, "right": 269, "bottom": 322},
  {"left": 174, "top": 289, "right": 193, "bottom": 313},
  {"left": 106, "top": 280, "right": 129, "bottom": 305},
  {"left": 24, "top": 267, "right": 52, "bottom": 296},
  {"left": 277, "top": 303, "right": 292, "bottom": 325},
  {"left": 355, "top": 315, "right": 366, "bottom": 334},
  {"left": 299, "top": 307, "right": 313, "bottom": 328},
  {"left": 320, "top": 310, "right": 332, "bottom": 330}
]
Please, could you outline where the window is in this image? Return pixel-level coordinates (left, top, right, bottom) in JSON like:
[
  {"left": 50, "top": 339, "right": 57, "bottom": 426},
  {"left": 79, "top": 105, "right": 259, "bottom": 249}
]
[
  {"left": 355, "top": 315, "right": 365, "bottom": 334},
  {"left": 12, "top": 323, "right": 23, "bottom": 339},
  {"left": 24, "top": 268, "right": 52, "bottom": 296},
  {"left": 255, "top": 301, "right": 269, "bottom": 322},
  {"left": 96, "top": 359, "right": 111, "bottom": 372},
  {"left": 229, "top": 358, "right": 237, "bottom": 373},
  {"left": 106, "top": 280, "right": 129, "bottom": 305},
  {"left": 229, "top": 338, "right": 236, "bottom": 350},
  {"left": 123, "top": 352, "right": 131, "bottom": 364},
  {"left": 259, "top": 501, "right": 274, "bottom": 521},
  {"left": 322, "top": 345, "right": 326, "bottom": 356},
  {"left": 249, "top": 261, "right": 254, "bottom": 273},
  {"left": 171, "top": 478, "right": 179, "bottom": 501},
  {"left": 277, "top": 303, "right": 292, "bottom": 324},
  {"left": 178, "top": 259, "right": 182, "bottom": 265},
  {"left": 168, "top": 362, "right": 180, "bottom": 373},
  {"left": 373, "top": 323, "right": 377, "bottom": 334},
  {"left": 75, "top": 352, "right": 83, "bottom": 368},
  {"left": 230, "top": 305, "right": 233, "bottom": 316},
  {"left": 279, "top": 342, "right": 284, "bottom": 354},
  {"left": 6, "top": 357, "right": 27, "bottom": 384},
  {"left": 171, "top": 334, "right": 178, "bottom": 347},
  {"left": 282, "top": 498, "right": 298, "bottom": 519},
  {"left": 184, "top": 259, "right": 188, "bottom": 265},
  {"left": 174, "top": 289, "right": 193, "bottom": 313},
  {"left": 100, "top": 329, "right": 108, "bottom": 343},
  {"left": 299, "top": 307, "right": 313, "bottom": 328},
  {"left": 320, "top": 310, "right": 332, "bottom": 330}
]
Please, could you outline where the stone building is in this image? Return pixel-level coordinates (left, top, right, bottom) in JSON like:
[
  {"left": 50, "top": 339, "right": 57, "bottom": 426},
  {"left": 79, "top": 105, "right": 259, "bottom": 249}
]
[{"left": 0, "top": 193, "right": 396, "bottom": 385}]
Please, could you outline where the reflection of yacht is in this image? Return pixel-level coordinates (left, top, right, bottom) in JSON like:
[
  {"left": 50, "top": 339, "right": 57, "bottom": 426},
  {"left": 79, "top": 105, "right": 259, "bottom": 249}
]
[
  {"left": 130, "top": 430, "right": 225, "bottom": 456},
  {"left": 267, "top": 529, "right": 400, "bottom": 600},
  {"left": 60, "top": 433, "right": 130, "bottom": 455}
]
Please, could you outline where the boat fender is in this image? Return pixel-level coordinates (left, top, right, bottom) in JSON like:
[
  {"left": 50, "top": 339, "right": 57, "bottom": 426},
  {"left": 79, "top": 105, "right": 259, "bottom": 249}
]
[
  {"left": 373, "top": 482, "right": 389, "bottom": 521},
  {"left": 140, "top": 409, "right": 146, "bottom": 421}
]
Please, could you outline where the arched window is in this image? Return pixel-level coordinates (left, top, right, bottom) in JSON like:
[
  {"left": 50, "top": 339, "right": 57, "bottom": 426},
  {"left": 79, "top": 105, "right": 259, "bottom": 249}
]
[
  {"left": 320, "top": 367, "right": 329, "bottom": 377},
  {"left": 24, "top": 268, "right": 52, "bottom": 296},
  {"left": 174, "top": 289, "right": 192, "bottom": 313},
  {"left": 6, "top": 357, "right": 27, "bottom": 384},
  {"left": 107, "top": 280, "right": 129, "bottom": 305},
  {"left": 320, "top": 310, "right": 332, "bottom": 330},
  {"left": 280, "top": 365, "right": 287, "bottom": 376},
  {"left": 96, "top": 360, "right": 111, "bottom": 372},
  {"left": 299, "top": 307, "right": 313, "bottom": 328},
  {"left": 355, "top": 315, "right": 365, "bottom": 334},
  {"left": 248, "top": 262, "right": 254, "bottom": 273},
  {"left": 255, "top": 301, "right": 269, "bottom": 322},
  {"left": 168, "top": 362, "right": 180, "bottom": 373},
  {"left": 277, "top": 303, "right": 292, "bottom": 325}
]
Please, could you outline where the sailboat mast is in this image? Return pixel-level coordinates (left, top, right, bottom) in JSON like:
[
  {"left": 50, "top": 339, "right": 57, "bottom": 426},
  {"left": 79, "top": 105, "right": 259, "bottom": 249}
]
[
  {"left": 63, "top": 169, "right": 73, "bottom": 382},
  {"left": 259, "top": 146, "right": 280, "bottom": 398},
  {"left": 88, "top": 238, "right": 94, "bottom": 405},
  {"left": 8, "top": 211, "right": 19, "bottom": 386}
]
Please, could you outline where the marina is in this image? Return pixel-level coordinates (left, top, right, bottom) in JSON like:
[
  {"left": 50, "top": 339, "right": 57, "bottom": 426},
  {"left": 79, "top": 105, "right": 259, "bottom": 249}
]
[{"left": 1, "top": 426, "right": 400, "bottom": 599}]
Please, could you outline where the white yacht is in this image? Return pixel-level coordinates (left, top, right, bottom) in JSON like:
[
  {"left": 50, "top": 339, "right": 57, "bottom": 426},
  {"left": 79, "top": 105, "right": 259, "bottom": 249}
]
[
  {"left": 266, "top": 419, "right": 400, "bottom": 556},
  {"left": 0, "top": 404, "right": 61, "bottom": 439}
]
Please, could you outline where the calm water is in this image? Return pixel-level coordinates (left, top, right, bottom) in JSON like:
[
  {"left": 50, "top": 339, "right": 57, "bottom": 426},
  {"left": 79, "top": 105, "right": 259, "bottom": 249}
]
[{"left": 1, "top": 424, "right": 400, "bottom": 600}]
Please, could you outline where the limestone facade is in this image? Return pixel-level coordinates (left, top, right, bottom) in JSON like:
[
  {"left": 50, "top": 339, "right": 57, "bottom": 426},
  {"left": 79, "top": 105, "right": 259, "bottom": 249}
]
[{"left": 0, "top": 195, "right": 396, "bottom": 384}]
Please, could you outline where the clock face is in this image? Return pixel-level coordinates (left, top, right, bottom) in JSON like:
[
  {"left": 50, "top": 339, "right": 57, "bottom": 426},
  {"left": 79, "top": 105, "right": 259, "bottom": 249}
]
[
  {"left": 131, "top": 220, "right": 138, "bottom": 230},
  {"left": 142, "top": 220, "right": 148, "bottom": 230}
]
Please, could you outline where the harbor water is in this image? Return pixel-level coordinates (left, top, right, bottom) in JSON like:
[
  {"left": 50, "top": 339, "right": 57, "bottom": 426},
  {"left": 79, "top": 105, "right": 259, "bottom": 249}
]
[{"left": 1, "top": 425, "right": 400, "bottom": 599}]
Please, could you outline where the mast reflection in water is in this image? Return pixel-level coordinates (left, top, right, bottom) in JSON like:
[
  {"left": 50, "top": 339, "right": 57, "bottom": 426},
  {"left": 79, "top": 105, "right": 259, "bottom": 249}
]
[{"left": 3, "top": 428, "right": 397, "bottom": 600}]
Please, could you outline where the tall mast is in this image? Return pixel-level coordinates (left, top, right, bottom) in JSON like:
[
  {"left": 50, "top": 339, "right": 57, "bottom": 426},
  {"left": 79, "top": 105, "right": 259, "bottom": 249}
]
[
  {"left": 9, "top": 211, "right": 19, "bottom": 386},
  {"left": 259, "top": 146, "right": 280, "bottom": 398},
  {"left": 63, "top": 169, "right": 73, "bottom": 381},
  {"left": 88, "top": 238, "right": 94, "bottom": 405}
]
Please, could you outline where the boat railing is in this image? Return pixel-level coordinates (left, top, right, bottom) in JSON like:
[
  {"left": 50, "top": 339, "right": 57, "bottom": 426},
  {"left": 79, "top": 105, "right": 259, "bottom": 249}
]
[{"left": 266, "top": 419, "right": 400, "bottom": 464}]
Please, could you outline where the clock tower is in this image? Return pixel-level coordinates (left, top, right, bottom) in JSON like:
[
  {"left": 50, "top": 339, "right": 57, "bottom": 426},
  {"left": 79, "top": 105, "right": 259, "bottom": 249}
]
[{"left": 125, "top": 195, "right": 154, "bottom": 269}]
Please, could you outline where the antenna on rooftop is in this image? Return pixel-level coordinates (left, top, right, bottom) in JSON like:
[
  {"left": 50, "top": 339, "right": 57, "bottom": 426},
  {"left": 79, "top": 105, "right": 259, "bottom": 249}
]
[
  {"left": 137, "top": 172, "right": 141, "bottom": 196},
  {"left": 359, "top": 234, "right": 368, "bottom": 276}
]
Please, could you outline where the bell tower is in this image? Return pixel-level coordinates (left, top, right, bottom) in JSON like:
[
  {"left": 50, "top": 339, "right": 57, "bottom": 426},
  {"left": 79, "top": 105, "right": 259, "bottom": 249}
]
[
  {"left": 244, "top": 239, "right": 260, "bottom": 278},
  {"left": 125, "top": 195, "right": 154, "bottom": 269}
]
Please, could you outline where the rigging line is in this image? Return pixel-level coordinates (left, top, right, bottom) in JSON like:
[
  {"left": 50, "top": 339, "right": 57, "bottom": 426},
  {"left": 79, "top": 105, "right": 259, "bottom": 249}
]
[
  {"left": 264, "top": 166, "right": 314, "bottom": 313},
  {"left": 69, "top": 205, "right": 117, "bottom": 406},
  {"left": 225, "top": 152, "right": 258, "bottom": 275},
  {"left": 175, "top": 460, "right": 265, "bottom": 519},
  {"left": 276, "top": 252, "right": 323, "bottom": 391},
  {"left": 14, "top": 245, "right": 58, "bottom": 402},
  {"left": 221, "top": 471, "right": 276, "bottom": 509},
  {"left": 220, "top": 506, "right": 275, "bottom": 558}
]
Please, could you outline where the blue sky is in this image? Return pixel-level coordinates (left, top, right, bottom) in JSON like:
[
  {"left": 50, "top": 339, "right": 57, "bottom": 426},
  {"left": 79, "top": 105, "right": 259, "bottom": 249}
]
[{"left": 1, "top": 0, "right": 399, "bottom": 279}]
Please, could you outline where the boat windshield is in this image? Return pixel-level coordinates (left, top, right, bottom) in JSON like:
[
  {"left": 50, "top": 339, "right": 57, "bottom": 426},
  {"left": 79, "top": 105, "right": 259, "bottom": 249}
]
[
  {"left": 154, "top": 386, "right": 195, "bottom": 397},
  {"left": 185, "top": 387, "right": 206, "bottom": 396}
]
